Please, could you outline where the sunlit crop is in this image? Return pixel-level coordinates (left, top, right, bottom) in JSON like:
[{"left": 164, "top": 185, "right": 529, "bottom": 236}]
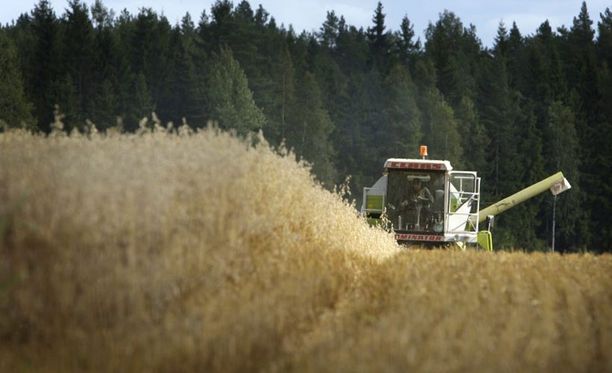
[{"left": 1, "top": 123, "right": 610, "bottom": 372}]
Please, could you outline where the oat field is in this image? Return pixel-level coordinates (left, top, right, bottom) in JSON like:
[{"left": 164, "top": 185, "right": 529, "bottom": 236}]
[{"left": 1, "top": 126, "right": 611, "bottom": 372}]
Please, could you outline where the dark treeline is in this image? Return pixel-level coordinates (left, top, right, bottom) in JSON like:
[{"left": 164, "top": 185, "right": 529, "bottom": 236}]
[{"left": 1, "top": 0, "right": 611, "bottom": 251}]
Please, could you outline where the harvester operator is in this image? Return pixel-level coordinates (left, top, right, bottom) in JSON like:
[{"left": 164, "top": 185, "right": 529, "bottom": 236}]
[
  {"left": 400, "top": 178, "right": 434, "bottom": 230},
  {"left": 408, "top": 179, "right": 433, "bottom": 206}
]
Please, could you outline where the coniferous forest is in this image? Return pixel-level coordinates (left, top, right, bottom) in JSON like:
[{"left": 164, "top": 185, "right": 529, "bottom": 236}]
[{"left": 1, "top": 0, "right": 611, "bottom": 251}]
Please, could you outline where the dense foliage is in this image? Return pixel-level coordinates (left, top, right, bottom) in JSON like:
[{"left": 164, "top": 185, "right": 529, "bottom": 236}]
[{"left": 1, "top": 0, "right": 610, "bottom": 251}]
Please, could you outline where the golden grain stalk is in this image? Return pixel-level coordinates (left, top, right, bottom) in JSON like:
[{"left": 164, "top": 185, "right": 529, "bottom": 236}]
[{"left": 0, "top": 125, "right": 610, "bottom": 372}]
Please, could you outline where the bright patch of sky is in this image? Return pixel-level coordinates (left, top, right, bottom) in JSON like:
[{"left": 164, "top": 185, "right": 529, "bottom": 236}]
[{"left": 1, "top": 0, "right": 610, "bottom": 46}]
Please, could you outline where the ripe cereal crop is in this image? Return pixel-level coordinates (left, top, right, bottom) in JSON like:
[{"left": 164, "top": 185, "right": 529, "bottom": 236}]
[{"left": 1, "top": 125, "right": 611, "bottom": 372}]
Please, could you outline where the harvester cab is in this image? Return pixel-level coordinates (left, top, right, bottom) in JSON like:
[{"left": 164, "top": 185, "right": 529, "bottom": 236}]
[{"left": 361, "top": 145, "right": 571, "bottom": 250}]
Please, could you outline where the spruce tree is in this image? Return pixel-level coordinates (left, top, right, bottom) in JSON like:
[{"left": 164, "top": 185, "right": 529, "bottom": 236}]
[
  {"left": 597, "top": 8, "right": 612, "bottom": 66},
  {"left": 0, "top": 31, "right": 34, "bottom": 128},
  {"left": 510, "top": 106, "right": 547, "bottom": 250},
  {"left": 566, "top": 2, "right": 606, "bottom": 249},
  {"left": 90, "top": 78, "right": 116, "bottom": 128},
  {"left": 454, "top": 96, "right": 487, "bottom": 171},
  {"left": 506, "top": 22, "right": 525, "bottom": 90},
  {"left": 62, "top": 0, "right": 94, "bottom": 123},
  {"left": 566, "top": 3, "right": 599, "bottom": 117},
  {"left": 367, "top": 2, "right": 390, "bottom": 69},
  {"left": 414, "top": 60, "right": 462, "bottom": 163},
  {"left": 335, "top": 74, "right": 370, "bottom": 191},
  {"left": 288, "top": 72, "right": 336, "bottom": 185},
  {"left": 477, "top": 49, "right": 519, "bottom": 199},
  {"left": 50, "top": 74, "right": 79, "bottom": 130},
  {"left": 545, "top": 101, "right": 586, "bottom": 248},
  {"left": 157, "top": 26, "right": 205, "bottom": 126},
  {"left": 382, "top": 64, "right": 422, "bottom": 157},
  {"left": 90, "top": 0, "right": 119, "bottom": 128},
  {"left": 360, "top": 67, "right": 387, "bottom": 177},
  {"left": 425, "top": 10, "right": 468, "bottom": 105},
  {"left": 263, "top": 43, "right": 296, "bottom": 145},
  {"left": 30, "top": 0, "right": 60, "bottom": 131},
  {"left": 419, "top": 88, "right": 462, "bottom": 163}
]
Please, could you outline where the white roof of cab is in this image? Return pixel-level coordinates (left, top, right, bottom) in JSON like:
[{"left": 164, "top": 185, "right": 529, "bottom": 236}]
[{"left": 384, "top": 158, "right": 453, "bottom": 171}]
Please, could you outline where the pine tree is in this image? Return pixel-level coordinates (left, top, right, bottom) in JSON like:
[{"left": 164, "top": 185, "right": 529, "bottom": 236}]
[
  {"left": 207, "top": 47, "right": 266, "bottom": 135},
  {"left": 319, "top": 11, "right": 339, "bottom": 49},
  {"left": 395, "top": 15, "right": 420, "bottom": 68},
  {"left": 234, "top": 0, "right": 254, "bottom": 22},
  {"left": 91, "top": 0, "right": 114, "bottom": 29},
  {"left": 254, "top": 5, "right": 269, "bottom": 28},
  {"left": 208, "top": 0, "right": 234, "bottom": 47}
]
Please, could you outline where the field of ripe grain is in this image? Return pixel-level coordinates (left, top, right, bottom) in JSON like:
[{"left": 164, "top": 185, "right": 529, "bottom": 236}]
[{"left": 1, "top": 126, "right": 611, "bottom": 372}]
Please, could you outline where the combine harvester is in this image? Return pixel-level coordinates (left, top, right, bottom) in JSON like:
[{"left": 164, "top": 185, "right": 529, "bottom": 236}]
[{"left": 361, "top": 146, "right": 571, "bottom": 250}]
